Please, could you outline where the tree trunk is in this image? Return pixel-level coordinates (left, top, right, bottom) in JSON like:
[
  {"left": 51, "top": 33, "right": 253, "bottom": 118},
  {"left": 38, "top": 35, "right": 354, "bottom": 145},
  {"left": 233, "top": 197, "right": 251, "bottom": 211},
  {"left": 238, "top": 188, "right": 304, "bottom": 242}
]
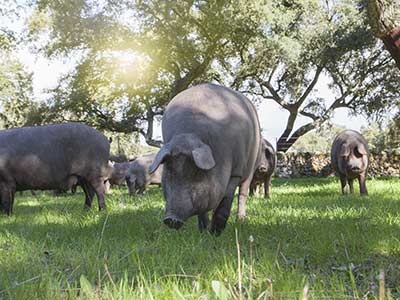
[
  {"left": 144, "top": 110, "right": 162, "bottom": 148},
  {"left": 381, "top": 27, "right": 400, "bottom": 69},
  {"left": 277, "top": 132, "right": 302, "bottom": 152},
  {"left": 367, "top": 0, "right": 400, "bottom": 69},
  {"left": 276, "top": 123, "right": 317, "bottom": 152}
]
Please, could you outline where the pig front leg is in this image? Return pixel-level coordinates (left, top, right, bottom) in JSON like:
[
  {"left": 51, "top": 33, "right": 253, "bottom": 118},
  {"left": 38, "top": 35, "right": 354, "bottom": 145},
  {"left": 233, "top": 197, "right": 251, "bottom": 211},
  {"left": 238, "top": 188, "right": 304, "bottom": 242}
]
[
  {"left": 0, "top": 184, "right": 15, "bottom": 216},
  {"left": 340, "top": 175, "right": 347, "bottom": 195},
  {"left": 126, "top": 175, "right": 136, "bottom": 196},
  {"left": 237, "top": 178, "right": 252, "bottom": 220},
  {"left": 264, "top": 175, "right": 271, "bottom": 199},
  {"left": 348, "top": 178, "right": 354, "bottom": 194},
  {"left": 198, "top": 213, "right": 209, "bottom": 231},
  {"left": 210, "top": 177, "right": 240, "bottom": 235},
  {"left": 358, "top": 173, "right": 368, "bottom": 195}
]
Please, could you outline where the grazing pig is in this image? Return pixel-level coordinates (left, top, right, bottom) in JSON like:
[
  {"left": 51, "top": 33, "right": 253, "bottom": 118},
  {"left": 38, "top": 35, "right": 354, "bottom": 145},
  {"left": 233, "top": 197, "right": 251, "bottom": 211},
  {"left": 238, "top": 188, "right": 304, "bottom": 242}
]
[
  {"left": 0, "top": 123, "right": 111, "bottom": 215},
  {"left": 126, "top": 153, "right": 162, "bottom": 195},
  {"left": 331, "top": 130, "right": 369, "bottom": 195},
  {"left": 249, "top": 139, "right": 277, "bottom": 199},
  {"left": 149, "top": 83, "right": 262, "bottom": 234},
  {"left": 108, "top": 161, "right": 131, "bottom": 187}
]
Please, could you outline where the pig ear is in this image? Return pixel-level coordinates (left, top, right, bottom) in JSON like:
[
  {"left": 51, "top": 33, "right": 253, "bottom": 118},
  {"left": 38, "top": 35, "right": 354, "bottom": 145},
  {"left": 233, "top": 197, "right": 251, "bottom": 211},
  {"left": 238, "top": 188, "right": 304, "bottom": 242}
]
[
  {"left": 192, "top": 144, "right": 216, "bottom": 170},
  {"left": 150, "top": 145, "right": 170, "bottom": 174},
  {"left": 339, "top": 144, "right": 350, "bottom": 156},
  {"left": 265, "top": 145, "right": 275, "bottom": 158},
  {"left": 356, "top": 144, "right": 368, "bottom": 155}
]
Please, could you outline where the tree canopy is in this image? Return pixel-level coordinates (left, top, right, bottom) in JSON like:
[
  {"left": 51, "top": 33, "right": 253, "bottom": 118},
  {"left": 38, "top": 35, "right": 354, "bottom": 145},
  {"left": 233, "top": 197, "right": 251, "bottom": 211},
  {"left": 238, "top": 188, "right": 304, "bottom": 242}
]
[
  {"left": 1, "top": 0, "right": 399, "bottom": 151},
  {"left": 0, "top": 3, "right": 36, "bottom": 129},
  {"left": 228, "top": 0, "right": 399, "bottom": 151}
]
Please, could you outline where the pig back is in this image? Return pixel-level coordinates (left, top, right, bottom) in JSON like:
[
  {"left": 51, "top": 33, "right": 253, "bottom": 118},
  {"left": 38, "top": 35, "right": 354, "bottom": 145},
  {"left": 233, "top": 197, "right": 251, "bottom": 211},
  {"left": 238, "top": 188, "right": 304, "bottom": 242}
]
[
  {"left": 162, "top": 83, "right": 261, "bottom": 182},
  {"left": 0, "top": 123, "right": 110, "bottom": 189}
]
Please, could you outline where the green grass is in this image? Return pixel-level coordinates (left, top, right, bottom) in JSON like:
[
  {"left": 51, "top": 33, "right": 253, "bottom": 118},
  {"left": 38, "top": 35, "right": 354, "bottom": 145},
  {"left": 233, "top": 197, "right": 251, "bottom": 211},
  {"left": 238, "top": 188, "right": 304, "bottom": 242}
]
[{"left": 0, "top": 177, "right": 399, "bottom": 299}]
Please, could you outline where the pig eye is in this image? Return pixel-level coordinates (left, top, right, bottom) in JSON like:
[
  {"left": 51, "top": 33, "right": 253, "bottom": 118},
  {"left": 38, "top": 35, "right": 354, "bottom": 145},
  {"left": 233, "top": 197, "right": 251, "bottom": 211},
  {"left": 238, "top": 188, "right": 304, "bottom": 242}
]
[{"left": 354, "top": 148, "right": 363, "bottom": 158}]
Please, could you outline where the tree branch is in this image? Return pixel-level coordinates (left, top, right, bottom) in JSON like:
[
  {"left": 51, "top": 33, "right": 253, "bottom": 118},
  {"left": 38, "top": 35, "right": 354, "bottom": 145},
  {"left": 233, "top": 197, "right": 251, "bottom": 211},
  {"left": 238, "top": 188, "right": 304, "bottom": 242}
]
[{"left": 297, "top": 65, "right": 323, "bottom": 108}]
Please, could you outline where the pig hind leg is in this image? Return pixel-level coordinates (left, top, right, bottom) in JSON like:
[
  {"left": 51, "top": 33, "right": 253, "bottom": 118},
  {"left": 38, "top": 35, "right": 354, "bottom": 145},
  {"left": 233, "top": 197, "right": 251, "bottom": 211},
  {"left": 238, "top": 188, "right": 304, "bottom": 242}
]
[
  {"left": 89, "top": 177, "right": 106, "bottom": 210},
  {"left": 249, "top": 181, "right": 256, "bottom": 196},
  {"left": 210, "top": 177, "right": 241, "bottom": 235},
  {"left": 237, "top": 177, "right": 252, "bottom": 220},
  {"left": 80, "top": 179, "right": 95, "bottom": 209}
]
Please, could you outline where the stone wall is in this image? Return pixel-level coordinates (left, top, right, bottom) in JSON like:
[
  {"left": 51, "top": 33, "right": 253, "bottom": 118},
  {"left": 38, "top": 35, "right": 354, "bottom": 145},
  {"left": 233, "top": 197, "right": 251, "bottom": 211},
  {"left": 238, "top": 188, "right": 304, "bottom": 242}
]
[{"left": 275, "top": 151, "right": 400, "bottom": 178}]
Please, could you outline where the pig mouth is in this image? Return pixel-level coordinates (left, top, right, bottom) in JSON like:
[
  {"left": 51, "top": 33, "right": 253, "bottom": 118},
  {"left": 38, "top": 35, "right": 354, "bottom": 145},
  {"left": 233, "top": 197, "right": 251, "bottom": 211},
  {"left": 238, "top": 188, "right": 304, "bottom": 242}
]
[
  {"left": 346, "top": 166, "right": 363, "bottom": 176},
  {"left": 163, "top": 215, "right": 184, "bottom": 230}
]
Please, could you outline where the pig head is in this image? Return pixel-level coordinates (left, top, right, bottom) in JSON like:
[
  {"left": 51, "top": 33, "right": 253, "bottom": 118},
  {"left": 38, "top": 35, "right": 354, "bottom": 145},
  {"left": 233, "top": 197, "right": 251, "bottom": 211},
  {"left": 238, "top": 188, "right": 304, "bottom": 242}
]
[
  {"left": 150, "top": 134, "right": 218, "bottom": 229},
  {"left": 337, "top": 142, "right": 369, "bottom": 178}
]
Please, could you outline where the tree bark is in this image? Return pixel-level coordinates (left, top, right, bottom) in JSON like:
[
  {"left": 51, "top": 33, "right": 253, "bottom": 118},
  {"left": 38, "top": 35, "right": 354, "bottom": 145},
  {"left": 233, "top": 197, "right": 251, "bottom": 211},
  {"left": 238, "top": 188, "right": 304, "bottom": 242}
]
[
  {"left": 367, "top": 0, "right": 400, "bottom": 69},
  {"left": 143, "top": 109, "right": 163, "bottom": 148},
  {"left": 381, "top": 27, "right": 400, "bottom": 69}
]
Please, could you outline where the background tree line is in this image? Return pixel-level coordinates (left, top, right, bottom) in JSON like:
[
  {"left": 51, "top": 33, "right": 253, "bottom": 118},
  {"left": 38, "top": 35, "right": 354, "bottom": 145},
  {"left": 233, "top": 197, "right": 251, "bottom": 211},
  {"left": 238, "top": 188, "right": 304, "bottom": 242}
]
[{"left": 0, "top": 0, "right": 399, "bottom": 154}]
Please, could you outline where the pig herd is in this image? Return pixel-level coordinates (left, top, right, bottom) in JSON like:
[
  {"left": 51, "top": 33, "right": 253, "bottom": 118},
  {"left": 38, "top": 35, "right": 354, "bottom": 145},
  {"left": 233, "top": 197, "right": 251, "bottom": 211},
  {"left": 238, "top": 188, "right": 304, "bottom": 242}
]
[{"left": 0, "top": 83, "right": 370, "bottom": 234}]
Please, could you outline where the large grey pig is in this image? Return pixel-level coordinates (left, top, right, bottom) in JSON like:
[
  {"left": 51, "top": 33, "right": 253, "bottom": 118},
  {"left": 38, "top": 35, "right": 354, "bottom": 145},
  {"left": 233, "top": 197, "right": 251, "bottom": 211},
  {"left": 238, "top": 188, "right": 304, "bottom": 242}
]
[
  {"left": 249, "top": 139, "right": 277, "bottom": 199},
  {"left": 331, "top": 130, "right": 369, "bottom": 195},
  {"left": 0, "top": 123, "right": 111, "bottom": 214},
  {"left": 149, "top": 83, "right": 262, "bottom": 234},
  {"left": 126, "top": 153, "right": 162, "bottom": 195}
]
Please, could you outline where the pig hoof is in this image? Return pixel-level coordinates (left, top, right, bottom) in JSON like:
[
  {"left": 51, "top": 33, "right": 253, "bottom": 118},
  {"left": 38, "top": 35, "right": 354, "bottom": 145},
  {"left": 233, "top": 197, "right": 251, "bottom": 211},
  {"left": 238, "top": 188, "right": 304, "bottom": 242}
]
[
  {"left": 163, "top": 217, "right": 184, "bottom": 230},
  {"left": 209, "top": 228, "right": 222, "bottom": 236}
]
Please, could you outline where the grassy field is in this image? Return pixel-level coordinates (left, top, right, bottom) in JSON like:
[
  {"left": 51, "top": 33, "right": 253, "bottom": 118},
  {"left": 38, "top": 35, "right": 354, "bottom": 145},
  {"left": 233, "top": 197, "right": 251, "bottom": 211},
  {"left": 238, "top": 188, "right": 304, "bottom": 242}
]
[{"left": 0, "top": 177, "right": 399, "bottom": 299}]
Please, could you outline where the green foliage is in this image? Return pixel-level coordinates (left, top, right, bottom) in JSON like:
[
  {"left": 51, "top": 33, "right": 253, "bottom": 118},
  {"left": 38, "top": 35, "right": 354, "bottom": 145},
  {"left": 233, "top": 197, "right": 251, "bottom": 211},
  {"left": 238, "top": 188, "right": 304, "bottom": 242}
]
[
  {"left": 0, "top": 53, "right": 35, "bottom": 128},
  {"left": 384, "top": 115, "right": 400, "bottom": 150},
  {"left": 29, "top": 0, "right": 260, "bottom": 139},
  {"left": 107, "top": 131, "right": 158, "bottom": 159},
  {"left": 3, "top": 0, "right": 398, "bottom": 150},
  {"left": 0, "top": 178, "right": 400, "bottom": 298},
  {"left": 290, "top": 123, "right": 345, "bottom": 153},
  {"left": 360, "top": 121, "right": 400, "bottom": 152},
  {"left": 292, "top": 121, "right": 400, "bottom": 153},
  {"left": 360, "top": 123, "right": 386, "bottom": 152},
  {"left": 228, "top": 0, "right": 400, "bottom": 151}
]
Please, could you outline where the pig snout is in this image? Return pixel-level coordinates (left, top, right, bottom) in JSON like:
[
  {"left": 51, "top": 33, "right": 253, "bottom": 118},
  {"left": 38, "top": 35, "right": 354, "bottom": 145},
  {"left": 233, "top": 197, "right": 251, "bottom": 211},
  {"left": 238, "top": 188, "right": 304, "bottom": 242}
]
[
  {"left": 163, "top": 201, "right": 194, "bottom": 230},
  {"left": 258, "top": 165, "right": 268, "bottom": 173},
  {"left": 163, "top": 213, "right": 184, "bottom": 230},
  {"left": 346, "top": 159, "right": 363, "bottom": 174}
]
